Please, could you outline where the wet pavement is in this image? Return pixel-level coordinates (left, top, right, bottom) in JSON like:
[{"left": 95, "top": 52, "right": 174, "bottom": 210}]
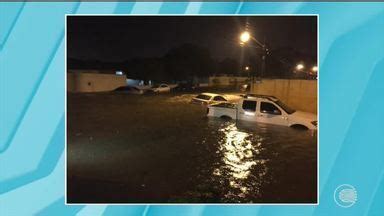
[{"left": 67, "top": 92, "right": 317, "bottom": 203}]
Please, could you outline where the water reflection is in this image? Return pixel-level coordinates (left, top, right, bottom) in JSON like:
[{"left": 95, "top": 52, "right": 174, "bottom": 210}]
[{"left": 213, "top": 122, "right": 268, "bottom": 201}]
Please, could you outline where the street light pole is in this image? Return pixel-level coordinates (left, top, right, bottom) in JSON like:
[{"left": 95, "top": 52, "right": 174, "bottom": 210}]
[
  {"left": 240, "top": 30, "right": 268, "bottom": 92},
  {"left": 261, "top": 44, "right": 266, "bottom": 78}
]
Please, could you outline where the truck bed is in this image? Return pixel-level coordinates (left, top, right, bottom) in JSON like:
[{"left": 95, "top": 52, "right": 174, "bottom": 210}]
[{"left": 207, "top": 102, "right": 238, "bottom": 119}]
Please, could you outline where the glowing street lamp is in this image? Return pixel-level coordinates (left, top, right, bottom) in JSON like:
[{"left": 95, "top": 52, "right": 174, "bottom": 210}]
[
  {"left": 312, "top": 66, "right": 318, "bottom": 72},
  {"left": 240, "top": 31, "right": 251, "bottom": 43},
  {"left": 296, "top": 63, "right": 305, "bottom": 71},
  {"left": 245, "top": 66, "right": 250, "bottom": 71}
]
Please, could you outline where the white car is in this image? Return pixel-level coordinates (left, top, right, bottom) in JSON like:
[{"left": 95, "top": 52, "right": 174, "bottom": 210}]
[
  {"left": 207, "top": 94, "right": 317, "bottom": 130},
  {"left": 149, "top": 84, "right": 171, "bottom": 93},
  {"left": 191, "top": 93, "right": 242, "bottom": 105}
]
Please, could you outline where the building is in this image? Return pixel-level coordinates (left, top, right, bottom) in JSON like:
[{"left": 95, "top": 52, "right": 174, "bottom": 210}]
[{"left": 67, "top": 70, "right": 126, "bottom": 92}]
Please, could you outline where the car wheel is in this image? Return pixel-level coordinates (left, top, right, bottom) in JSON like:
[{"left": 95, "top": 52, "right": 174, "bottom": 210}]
[{"left": 220, "top": 115, "right": 232, "bottom": 121}]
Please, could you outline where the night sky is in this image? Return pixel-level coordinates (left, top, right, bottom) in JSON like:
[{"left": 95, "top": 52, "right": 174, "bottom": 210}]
[{"left": 67, "top": 16, "right": 317, "bottom": 62}]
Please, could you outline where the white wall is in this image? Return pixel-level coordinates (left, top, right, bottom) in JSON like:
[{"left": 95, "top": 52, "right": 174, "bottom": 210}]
[{"left": 67, "top": 73, "right": 126, "bottom": 92}]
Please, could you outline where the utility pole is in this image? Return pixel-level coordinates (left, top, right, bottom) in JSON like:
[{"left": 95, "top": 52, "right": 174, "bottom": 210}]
[
  {"left": 261, "top": 45, "right": 266, "bottom": 78},
  {"left": 261, "top": 36, "right": 267, "bottom": 79},
  {"left": 240, "top": 26, "right": 268, "bottom": 92}
]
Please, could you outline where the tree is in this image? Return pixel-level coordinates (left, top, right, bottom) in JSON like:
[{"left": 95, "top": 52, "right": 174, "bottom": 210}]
[
  {"left": 217, "top": 58, "right": 240, "bottom": 75},
  {"left": 266, "top": 47, "right": 316, "bottom": 79},
  {"left": 123, "top": 57, "right": 165, "bottom": 82},
  {"left": 163, "top": 43, "right": 215, "bottom": 81}
]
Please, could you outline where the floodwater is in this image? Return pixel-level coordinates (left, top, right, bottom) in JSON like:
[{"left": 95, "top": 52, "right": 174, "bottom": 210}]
[{"left": 67, "top": 92, "right": 317, "bottom": 203}]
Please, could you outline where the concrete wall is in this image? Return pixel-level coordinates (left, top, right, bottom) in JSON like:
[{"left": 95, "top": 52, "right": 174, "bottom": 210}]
[
  {"left": 67, "top": 73, "right": 126, "bottom": 92},
  {"left": 68, "top": 69, "right": 116, "bottom": 74},
  {"left": 251, "top": 79, "right": 317, "bottom": 113},
  {"left": 209, "top": 76, "right": 249, "bottom": 87}
]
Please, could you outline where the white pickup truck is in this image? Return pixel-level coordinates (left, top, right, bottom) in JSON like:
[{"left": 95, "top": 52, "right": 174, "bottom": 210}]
[{"left": 207, "top": 94, "right": 317, "bottom": 130}]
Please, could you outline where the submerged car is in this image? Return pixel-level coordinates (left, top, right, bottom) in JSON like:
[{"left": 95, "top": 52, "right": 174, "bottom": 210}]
[
  {"left": 113, "top": 86, "right": 145, "bottom": 94},
  {"left": 207, "top": 94, "right": 317, "bottom": 130},
  {"left": 148, "top": 84, "right": 171, "bottom": 93},
  {"left": 172, "top": 83, "right": 198, "bottom": 92},
  {"left": 191, "top": 93, "right": 242, "bottom": 105}
]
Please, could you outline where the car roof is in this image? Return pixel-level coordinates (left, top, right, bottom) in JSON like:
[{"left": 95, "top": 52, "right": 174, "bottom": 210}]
[{"left": 200, "top": 92, "right": 220, "bottom": 97}]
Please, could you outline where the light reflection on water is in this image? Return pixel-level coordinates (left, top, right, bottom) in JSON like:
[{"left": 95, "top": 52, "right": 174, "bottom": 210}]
[
  {"left": 213, "top": 122, "right": 268, "bottom": 201},
  {"left": 68, "top": 93, "right": 317, "bottom": 203}
]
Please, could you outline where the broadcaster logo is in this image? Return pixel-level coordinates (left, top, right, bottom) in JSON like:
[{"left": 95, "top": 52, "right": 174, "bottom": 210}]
[{"left": 334, "top": 184, "right": 357, "bottom": 208}]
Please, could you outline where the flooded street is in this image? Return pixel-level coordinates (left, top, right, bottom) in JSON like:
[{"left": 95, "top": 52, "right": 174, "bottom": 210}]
[{"left": 67, "top": 92, "right": 317, "bottom": 203}]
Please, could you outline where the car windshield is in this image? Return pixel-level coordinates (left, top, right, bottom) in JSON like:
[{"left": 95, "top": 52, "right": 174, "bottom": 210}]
[
  {"left": 275, "top": 100, "right": 296, "bottom": 114},
  {"left": 196, "top": 94, "right": 212, "bottom": 101}
]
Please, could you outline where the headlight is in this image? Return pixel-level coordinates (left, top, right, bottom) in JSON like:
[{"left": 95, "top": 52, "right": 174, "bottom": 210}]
[{"left": 311, "top": 121, "right": 318, "bottom": 127}]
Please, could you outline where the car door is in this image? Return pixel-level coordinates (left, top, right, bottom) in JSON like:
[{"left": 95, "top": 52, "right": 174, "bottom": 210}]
[
  {"left": 238, "top": 100, "right": 258, "bottom": 122},
  {"left": 257, "top": 101, "right": 289, "bottom": 126}
]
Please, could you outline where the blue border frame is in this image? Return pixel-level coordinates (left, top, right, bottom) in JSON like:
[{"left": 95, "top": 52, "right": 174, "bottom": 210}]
[{"left": 1, "top": 2, "right": 384, "bottom": 216}]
